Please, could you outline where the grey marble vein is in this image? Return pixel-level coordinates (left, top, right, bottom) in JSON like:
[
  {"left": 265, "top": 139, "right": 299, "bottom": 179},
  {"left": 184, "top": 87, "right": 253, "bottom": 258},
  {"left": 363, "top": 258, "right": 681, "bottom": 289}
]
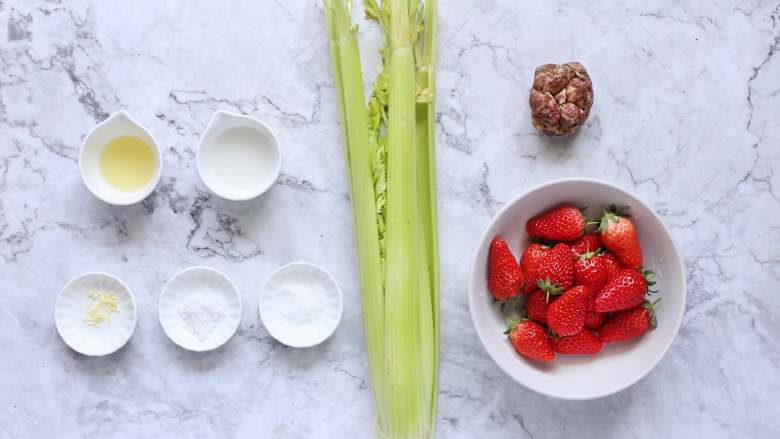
[{"left": 1, "top": 0, "right": 779, "bottom": 438}]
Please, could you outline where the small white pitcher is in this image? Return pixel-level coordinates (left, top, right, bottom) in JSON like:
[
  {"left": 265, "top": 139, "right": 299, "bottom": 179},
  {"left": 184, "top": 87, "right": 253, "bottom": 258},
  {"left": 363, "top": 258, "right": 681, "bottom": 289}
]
[{"left": 79, "top": 111, "right": 163, "bottom": 205}]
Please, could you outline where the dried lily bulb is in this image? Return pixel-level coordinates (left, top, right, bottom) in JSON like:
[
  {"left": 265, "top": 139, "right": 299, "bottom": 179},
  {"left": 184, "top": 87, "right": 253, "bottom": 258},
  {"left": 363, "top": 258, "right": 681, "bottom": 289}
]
[{"left": 529, "top": 62, "right": 594, "bottom": 136}]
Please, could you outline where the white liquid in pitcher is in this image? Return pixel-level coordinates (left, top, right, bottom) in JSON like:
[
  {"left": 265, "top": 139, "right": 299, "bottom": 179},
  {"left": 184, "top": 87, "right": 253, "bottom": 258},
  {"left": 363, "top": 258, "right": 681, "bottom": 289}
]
[{"left": 199, "top": 126, "right": 278, "bottom": 199}]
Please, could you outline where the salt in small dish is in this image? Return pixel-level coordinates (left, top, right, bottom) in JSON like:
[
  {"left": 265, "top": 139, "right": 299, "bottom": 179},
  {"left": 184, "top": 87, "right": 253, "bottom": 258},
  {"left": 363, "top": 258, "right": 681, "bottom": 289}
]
[
  {"left": 55, "top": 272, "right": 137, "bottom": 356},
  {"left": 79, "top": 111, "right": 163, "bottom": 205},
  {"left": 159, "top": 267, "right": 242, "bottom": 352},
  {"left": 197, "top": 110, "right": 281, "bottom": 201},
  {"left": 259, "top": 262, "right": 343, "bottom": 348}
]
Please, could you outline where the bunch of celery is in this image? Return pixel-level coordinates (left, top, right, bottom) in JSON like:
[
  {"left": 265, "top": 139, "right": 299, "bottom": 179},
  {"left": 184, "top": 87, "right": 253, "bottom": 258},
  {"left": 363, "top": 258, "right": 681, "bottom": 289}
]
[{"left": 323, "top": 0, "right": 439, "bottom": 438}]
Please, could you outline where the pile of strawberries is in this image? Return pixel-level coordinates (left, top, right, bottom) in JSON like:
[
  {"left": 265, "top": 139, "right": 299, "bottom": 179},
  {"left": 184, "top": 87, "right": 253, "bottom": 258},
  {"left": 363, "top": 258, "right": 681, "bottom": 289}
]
[{"left": 488, "top": 205, "right": 659, "bottom": 362}]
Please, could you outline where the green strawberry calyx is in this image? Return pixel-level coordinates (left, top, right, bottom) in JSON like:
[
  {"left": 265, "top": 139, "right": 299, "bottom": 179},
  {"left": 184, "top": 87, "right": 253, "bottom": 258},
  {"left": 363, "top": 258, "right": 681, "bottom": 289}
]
[
  {"left": 599, "top": 204, "right": 632, "bottom": 232},
  {"left": 640, "top": 268, "right": 659, "bottom": 294},
  {"left": 575, "top": 244, "right": 598, "bottom": 261},
  {"left": 536, "top": 278, "right": 564, "bottom": 303},
  {"left": 503, "top": 311, "right": 530, "bottom": 335},
  {"left": 498, "top": 295, "right": 521, "bottom": 311},
  {"left": 643, "top": 298, "right": 661, "bottom": 327},
  {"left": 530, "top": 238, "right": 554, "bottom": 248},
  {"left": 606, "top": 204, "right": 632, "bottom": 216},
  {"left": 577, "top": 206, "right": 592, "bottom": 234},
  {"left": 598, "top": 210, "right": 619, "bottom": 232}
]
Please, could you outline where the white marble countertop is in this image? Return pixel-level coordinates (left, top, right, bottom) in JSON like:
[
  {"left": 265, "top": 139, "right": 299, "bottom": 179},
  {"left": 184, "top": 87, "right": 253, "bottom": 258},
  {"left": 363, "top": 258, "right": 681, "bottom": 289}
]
[{"left": 2, "top": 1, "right": 779, "bottom": 438}]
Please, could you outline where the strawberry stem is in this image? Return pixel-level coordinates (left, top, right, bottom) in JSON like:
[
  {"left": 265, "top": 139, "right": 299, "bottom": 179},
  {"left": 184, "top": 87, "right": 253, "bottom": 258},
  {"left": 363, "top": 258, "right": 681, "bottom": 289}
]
[
  {"left": 575, "top": 243, "right": 597, "bottom": 261},
  {"left": 536, "top": 278, "right": 563, "bottom": 303}
]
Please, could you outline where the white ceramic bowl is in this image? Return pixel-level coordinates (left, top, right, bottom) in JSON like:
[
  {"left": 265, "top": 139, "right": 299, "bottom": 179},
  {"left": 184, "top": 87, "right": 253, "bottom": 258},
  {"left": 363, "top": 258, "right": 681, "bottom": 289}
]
[
  {"left": 259, "top": 262, "right": 343, "bottom": 348},
  {"left": 197, "top": 110, "right": 281, "bottom": 201},
  {"left": 159, "top": 267, "right": 242, "bottom": 352},
  {"left": 55, "top": 272, "right": 137, "bottom": 356},
  {"left": 468, "top": 178, "right": 686, "bottom": 400},
  {"left": 79, "top": 111, "right": 163, "bottom": 205}
]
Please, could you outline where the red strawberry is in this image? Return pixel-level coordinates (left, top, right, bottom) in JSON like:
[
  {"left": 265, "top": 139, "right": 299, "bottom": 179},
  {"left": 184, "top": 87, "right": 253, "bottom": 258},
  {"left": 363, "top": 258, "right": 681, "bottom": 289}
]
[
  {"left": 600, "top": 300, "right": 659, "bottom": 343},
  {"left": 488, "top": 237, "right": 523, "bottom": 300},
  {"left": 520, "top": 244, "right": 548, "bottom": 293},
  {"left": 584, "top": 311, "right": 606, "bottom": 329},
  {"left": 526, "top": 205, "right": 586, "bottom": 242},
  {"left": 600, "top": 250, "right": 622, "bottom": 278},
  {"left": 570, "top": 232, "right": 602, "bottom": 257},
  {"left": 594, "top": 268, "right": 655, "bottom": 312},
  {"left": 574, "top": 250, "right": 610, "bottom": 304},
  {"left": 524, "top": 290, "right": 551, "bottom": 324},
  {"left": 522, "top": 243, "right": 574, "bottom": 294},
  {"left": 599, "top": 210, "right": 642, "bottom": 269},
  {"left": 553, "top": 329, "right": 603, "bottom": 355},
  {"left": 508, "top": 320, "right": 555, "bottom": 362},
  {"left": 546, "top": 285, "right": 588, "bottom": 336}
]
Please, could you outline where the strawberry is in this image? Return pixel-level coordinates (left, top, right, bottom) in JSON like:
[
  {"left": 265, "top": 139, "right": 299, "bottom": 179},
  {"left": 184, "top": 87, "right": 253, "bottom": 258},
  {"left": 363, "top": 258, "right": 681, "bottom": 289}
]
[
  {"left": 574, "top": 250, "right": 610, "bottom": 304},
  {"left": 570, "top": 232, "right": 602, "bottom": 257},
  {"left": 526, "top": 205, "right": 586, "bottom": 242},
  {"left": 488, "top": 237, "right": 523, "bottom": 301},
  {"left": 584, "top": 311, "right": 606, "bottom": 329},
  {"left": 522, "top": 243, "right": 574, "bottom": 295},
  {"left": 594, "top": 268, "right": 655, "bottom": 312},
  {"left": 599, "top": 300, "right": 659, "bottom": 343},
  {"left": 520, "top": 244, "right": 548, "bottom": 293},
  {"left": 546, "top": 285, "right": 588, "bottom": 336},
  {"left": 508, "top": 320, "right": 555, "bottom": 362},
  {"left": 600, "top": 250, "right": 622, "bottom": 278},
  {"left": 553, "top": 329, "right": 602, "bottom": 355},
  {"left": 524, "top": 290, "right": 551, "bottom": 324},
  {"left": 599, "top": 209, "right": 642, "bottom": 269}
]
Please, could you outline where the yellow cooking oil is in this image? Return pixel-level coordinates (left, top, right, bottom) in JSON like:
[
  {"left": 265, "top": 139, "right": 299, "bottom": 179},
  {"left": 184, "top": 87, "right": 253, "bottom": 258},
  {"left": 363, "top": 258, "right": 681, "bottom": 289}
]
[{"left": 99, "top": 135, "right": 157, "bottom": 191}]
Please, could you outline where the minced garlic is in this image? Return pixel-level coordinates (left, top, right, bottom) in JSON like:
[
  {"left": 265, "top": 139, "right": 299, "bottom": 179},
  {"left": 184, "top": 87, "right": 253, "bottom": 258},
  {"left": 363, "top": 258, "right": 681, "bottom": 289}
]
[{"left": 84, "top": 290, "right": 119, "bottom": 327}]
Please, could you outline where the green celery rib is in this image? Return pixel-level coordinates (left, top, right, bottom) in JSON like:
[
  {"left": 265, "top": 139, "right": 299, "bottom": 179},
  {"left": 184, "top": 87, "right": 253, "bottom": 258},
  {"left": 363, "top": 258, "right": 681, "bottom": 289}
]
[
  {"left": 325, "top": 1, "right": 439, "bottom": 438},
  {"left": 323, "top": 0, "right": 387, "bottom": 432},
  {"left": 384, "top": 0, "right": 428, "bottom": 437},
  {"left": 409, "top": 1, "right": 438, "bottom": 434},
  {"left": 415, "top": 0, "right": 439, "bottom": 429}
]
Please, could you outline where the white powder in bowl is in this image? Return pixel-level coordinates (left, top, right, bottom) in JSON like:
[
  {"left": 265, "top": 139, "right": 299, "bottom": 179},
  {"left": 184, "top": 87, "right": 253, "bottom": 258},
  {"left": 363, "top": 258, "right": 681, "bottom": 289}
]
[
  {"left": 178, "top": 290, "right": 227, "bottom": 342},
  {"left": 260, "top": 263, "right": 343, "bottom": 347},
  {"left": 270, "top": 281, "right": 328, "bottom": 327}
]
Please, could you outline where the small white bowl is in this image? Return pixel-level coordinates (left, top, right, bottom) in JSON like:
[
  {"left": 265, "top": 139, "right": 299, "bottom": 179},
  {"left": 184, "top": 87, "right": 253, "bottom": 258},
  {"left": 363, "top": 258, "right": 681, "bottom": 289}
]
[
  {"left": 79, "top": 111, "right": 163, "bottom": 205},
  {"left": 468, "top": 178, "right": 687, "bottom": 400},
  {"left": 197, "top": 110, "right": 281, "bottom": 201},
  {"left": 159, "top": 267, "right": 242, "bottom": 352},
  {"left": 55, "top": 272, "right": 137, "bottom": 356},
  {"left": 259, "top": 262, "right": 343, "bottom": 348}
]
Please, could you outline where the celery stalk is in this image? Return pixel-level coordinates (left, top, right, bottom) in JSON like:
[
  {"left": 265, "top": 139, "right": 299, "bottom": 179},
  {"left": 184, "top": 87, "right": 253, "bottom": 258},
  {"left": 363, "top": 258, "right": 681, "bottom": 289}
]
[
  {"left": 384, "top": 0, "right": 427, "bottom": 435},
  {"left": 323, "top": 1, "right": 438, "bottom": 438},
  {"left": 324, "top": 0, "right": 387, "bottom": 431},
  {"left": 415, "top": 0, "right": 439, "bottom": 426}
]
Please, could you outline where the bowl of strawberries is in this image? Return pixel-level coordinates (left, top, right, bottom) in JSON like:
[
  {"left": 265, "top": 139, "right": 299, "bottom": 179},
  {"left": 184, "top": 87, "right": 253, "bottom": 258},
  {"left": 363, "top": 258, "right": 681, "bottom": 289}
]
[{"left": 468, "top": 178, "right": 686, "bottom": 400}]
